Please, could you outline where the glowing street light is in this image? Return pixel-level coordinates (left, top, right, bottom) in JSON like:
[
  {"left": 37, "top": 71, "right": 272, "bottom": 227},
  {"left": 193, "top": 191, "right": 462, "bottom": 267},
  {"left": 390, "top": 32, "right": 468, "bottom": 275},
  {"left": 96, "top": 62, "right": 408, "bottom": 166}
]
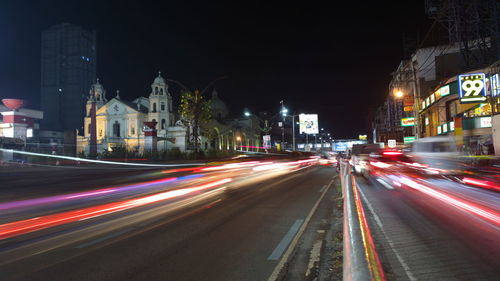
[
  {"left": 244, "top": 111, "right": 251, "bottom": 117},
  {"left": 394, "top": 89, "right": 404, "bottom": 98}
]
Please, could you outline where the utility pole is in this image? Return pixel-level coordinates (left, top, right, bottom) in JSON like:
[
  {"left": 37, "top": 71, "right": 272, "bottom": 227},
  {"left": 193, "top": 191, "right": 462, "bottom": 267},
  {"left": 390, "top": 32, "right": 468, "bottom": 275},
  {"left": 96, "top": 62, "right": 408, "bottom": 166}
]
[
  {"left": 410, "top": 61, "right": 421, "bottom": 139},
  {"left": 292, "top": 115, "right": 295, "bottom": 151}
]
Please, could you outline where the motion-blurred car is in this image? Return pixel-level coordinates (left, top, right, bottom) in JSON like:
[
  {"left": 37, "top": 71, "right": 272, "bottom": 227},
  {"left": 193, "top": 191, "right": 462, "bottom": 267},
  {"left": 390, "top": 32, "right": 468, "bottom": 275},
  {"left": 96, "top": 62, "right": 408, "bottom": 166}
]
[
  {"left": 409, "top": 136, "right": 461, "bottom": 173},
  {"left": 350, "top": 144, "right": 381, "bottom": 175}
]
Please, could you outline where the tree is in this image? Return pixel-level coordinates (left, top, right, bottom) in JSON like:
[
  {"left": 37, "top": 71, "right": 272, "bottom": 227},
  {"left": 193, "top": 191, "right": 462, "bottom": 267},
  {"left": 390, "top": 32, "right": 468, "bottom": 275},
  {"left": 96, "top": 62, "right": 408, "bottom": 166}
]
[{"left": 179, "top": 89, "right": 212, "bottom": 153}]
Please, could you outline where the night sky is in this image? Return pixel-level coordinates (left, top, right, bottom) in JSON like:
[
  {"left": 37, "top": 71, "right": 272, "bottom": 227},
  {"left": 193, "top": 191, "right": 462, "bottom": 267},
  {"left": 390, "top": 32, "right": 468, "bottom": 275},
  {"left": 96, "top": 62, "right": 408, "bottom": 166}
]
[{"left": 0, "top": 1, "right": 431, "bottom": 138}]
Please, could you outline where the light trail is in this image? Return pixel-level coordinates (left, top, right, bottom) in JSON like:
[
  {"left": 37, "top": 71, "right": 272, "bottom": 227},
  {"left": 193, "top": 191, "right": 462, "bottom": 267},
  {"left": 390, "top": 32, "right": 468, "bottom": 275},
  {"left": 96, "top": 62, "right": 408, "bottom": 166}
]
[
  {"left": 0, "top": 148, "right": 204, "bottom": 167},
  {"left": 399, "top": 177, "right": 500, "bottom": 226},
  {"left": 0, "top": 175, "right": 203, "bottom": 211},
  {"left": 0, "top": 178, "right": 232, "bottom": 240}
]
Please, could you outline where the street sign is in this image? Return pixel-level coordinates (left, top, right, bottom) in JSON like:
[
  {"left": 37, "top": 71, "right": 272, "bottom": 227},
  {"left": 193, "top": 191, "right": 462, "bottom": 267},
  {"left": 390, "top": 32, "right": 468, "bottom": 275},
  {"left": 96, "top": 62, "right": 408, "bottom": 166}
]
[
  {"left": 388, "top": 139, "right": 396, "bottom": 148},
  {"left": 401, "top": 117, "right": 415, "bottom": 127},
  {"left": 459, "top": 73, "right": 487, "bottom": 103},
  {"left": 299, "top": 114, "right": 319, "bottom": 134}
]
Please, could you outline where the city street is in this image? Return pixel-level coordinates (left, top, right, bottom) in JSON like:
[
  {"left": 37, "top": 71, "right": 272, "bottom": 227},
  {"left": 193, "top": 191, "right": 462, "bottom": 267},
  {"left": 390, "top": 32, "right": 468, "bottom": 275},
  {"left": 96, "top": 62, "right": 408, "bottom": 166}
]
[
  {"left": 353, "top": 175, "right": 500, "bottom": 281},
  {"left": 0, "top": 162, "right": 339, "bottom": 281}
]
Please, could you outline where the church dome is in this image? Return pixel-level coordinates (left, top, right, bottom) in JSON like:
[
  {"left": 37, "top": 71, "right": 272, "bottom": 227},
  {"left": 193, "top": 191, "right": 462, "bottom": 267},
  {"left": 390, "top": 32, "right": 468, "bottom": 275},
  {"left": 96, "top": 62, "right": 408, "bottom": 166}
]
[{"left": 153, "top": 71, "right": 166, "bottom": 85}]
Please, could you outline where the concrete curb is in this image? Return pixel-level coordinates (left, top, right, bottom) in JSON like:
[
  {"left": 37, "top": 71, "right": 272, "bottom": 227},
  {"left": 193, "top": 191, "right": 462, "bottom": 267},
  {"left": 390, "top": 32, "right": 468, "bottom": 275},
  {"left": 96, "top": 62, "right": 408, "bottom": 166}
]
[{"left": 341, "top": 161, "right": 386, "bottom": 281}]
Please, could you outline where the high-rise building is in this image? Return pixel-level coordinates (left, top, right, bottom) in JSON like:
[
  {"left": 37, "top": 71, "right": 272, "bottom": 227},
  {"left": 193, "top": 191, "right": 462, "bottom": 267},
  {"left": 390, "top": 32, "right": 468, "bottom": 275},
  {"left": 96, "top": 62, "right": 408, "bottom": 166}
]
[{"left": 40, "top": 23, "right": 96, "bottom": 132}]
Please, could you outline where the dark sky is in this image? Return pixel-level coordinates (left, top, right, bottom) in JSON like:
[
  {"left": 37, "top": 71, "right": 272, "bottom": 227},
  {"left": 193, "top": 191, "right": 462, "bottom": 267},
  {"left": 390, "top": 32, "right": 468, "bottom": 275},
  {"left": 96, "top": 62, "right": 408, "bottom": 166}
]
[{"left": 0, "top": 1, "right": 431, "bottom": 138}]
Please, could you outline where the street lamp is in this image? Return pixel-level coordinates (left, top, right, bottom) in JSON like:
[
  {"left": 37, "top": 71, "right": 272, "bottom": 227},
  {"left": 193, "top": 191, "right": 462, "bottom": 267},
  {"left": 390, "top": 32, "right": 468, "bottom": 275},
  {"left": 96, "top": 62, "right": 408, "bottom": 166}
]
[
  {"left": 393, "top": 89, "right": 404, "bottom": 99},
  {"left": 244, "top": 111, "right": 251, "bottom": 117},
  {"left": 236, "top": 136, "right": 242, "bottom": 150}
]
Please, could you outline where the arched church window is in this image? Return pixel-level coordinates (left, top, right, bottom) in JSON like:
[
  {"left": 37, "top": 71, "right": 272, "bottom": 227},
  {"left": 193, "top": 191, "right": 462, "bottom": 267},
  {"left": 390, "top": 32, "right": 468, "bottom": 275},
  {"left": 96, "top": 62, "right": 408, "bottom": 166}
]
[
  {"left": 161, "top": 119, "right": 166, "bottom": 129},
  {"left": 160, "top": 88, "right": 163, "bottom": 95},
  {"left": 113, "top": 121, "right": 120, "bottom": 137},
  {"left": 161, "top": 102, "right": 165, "bottom": 111},
  {"left": 155, "top": 87, "right": 158, "bottom": 95},
  {"left": 153, "top": 103, "right": 157, "bottom": 112}
]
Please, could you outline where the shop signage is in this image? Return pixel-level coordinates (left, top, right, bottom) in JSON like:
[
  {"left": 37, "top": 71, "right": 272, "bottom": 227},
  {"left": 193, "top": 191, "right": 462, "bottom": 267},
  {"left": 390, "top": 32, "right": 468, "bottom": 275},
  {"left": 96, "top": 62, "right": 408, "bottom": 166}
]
[
  {"left": 401, "top": 117, "right": 415, "bottom": 127},
  {"left": 479, "top": 116, "right": 492, "bottom": 128},
  {"left": 425, "top": 117, "right": 429, "bottom": 126},
  {"left": 449, "top": 121, "right": 455, "bottom": 131},
  {"left": 404, "top": 106, "right": 413, "bottom": 112},
  {"left": 358, "top": 134, "right": 367, "bottom": 140},
  {"left": 459, "top": 73, "right": 487, "bottom": 103},
  {"left": 437, "top": 125, "right": 442, "bottom": 134},
  {"left": 491, "top": 74, "right": 500, "bottom": 97},
  {"left": 403, "top": 136, "right": 416, "bottom": 143},
  {"left": 442, "top": 123, "right": 448, "bottom": 133}
]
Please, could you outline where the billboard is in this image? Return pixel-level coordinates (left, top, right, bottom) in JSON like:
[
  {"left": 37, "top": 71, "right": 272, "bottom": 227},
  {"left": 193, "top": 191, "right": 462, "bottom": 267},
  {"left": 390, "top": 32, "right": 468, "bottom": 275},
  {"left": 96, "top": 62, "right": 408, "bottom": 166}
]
[
  {"left": 401, "top": 117, "right": 415, "bottom": 127},
  {"left": 459, "top": 73, "right": 487, "bottom": 103},
  {"left": 263, "top": 135, "right": 271, "bottom": 149},
  {"left": 299, "top": 114, "right": 319, "bottom": 134}
]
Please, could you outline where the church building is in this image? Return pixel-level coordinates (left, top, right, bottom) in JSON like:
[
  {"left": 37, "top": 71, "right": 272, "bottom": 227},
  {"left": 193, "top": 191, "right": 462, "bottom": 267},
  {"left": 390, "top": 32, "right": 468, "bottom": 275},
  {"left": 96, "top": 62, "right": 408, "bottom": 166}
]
[{"left": 77, "top": 72, "right": 187, "bottom": 154}]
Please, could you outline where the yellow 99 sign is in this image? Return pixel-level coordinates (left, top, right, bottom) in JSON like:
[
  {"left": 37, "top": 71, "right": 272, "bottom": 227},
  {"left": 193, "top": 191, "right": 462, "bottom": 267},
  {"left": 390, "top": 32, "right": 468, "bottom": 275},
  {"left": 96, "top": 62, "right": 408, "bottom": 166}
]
[{"left": 459, "top": 73, "right": 487, "bottom": 103}]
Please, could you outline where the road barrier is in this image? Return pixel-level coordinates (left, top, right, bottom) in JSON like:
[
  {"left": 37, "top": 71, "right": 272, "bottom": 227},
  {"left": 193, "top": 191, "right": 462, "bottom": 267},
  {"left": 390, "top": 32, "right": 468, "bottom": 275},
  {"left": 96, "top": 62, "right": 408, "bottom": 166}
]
[{"left": 341, "top": 160, "right": 386, "bottom": 281}]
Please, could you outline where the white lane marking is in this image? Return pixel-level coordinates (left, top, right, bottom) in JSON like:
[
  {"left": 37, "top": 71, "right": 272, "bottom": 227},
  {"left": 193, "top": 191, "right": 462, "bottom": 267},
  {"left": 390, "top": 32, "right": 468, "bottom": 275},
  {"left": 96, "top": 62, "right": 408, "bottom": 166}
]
[
  {"left": 75, "top": 227, "right": 133, "bottom": 249},
  {"left": 305, "top": 240, "right": 323, "bottom": 277},
  {"left": 355, "top": 178, "right": 417, "bottom": 281},
  {"left": 376, "top": 178, "right": 394, "bottom": 190},
  {"left": 268, "top": 219, "right": 304, "bottom": 260},
  {"left": 319, "top": 185, "right": 327, "bottom": 193},
  {"left": 267, "top": 176, "right": 335, "bottom": 281}
]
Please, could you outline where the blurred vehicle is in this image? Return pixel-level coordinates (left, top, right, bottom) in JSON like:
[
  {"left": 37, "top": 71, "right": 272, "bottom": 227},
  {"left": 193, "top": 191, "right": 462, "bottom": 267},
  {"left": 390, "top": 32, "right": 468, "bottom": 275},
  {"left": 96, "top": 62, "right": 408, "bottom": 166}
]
[
  {"left": 350, "top": 144, "right": 381, "bottom": 175},
  {"left": 453, "top": 156, "right": 500, "bottom": 192},
  {"left": 366, "top": 149, "right": 414, "bottom": 179},
  {"left": 409, "top": 136, "right": 461, "bottom": 173},
  {"left": 318, "top": 151, "right": 337, "bottom": 166}
]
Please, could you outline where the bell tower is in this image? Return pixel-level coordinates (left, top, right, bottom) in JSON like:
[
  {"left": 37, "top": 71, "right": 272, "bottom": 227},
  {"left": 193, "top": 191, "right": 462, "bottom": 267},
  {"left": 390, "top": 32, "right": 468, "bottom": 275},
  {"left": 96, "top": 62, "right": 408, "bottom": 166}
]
[{"left": 148, "top": 71, "right": 172, "bottom": 133}]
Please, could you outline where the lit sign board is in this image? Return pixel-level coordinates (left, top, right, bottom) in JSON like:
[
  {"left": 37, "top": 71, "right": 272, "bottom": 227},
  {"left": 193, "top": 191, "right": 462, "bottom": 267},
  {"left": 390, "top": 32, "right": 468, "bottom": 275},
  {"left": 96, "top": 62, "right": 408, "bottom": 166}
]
[
  {"left": 421, "top": 101, "right": 426, "bottom": 109},
  {"left": 403, "top": 136, "right": 416, "bottom": 144},
  {"left": 437, "top": 125, "right": 442, "bottom": 134},
  {"left": 442, "top": 123, "right": 448, "bottom": 133},
  {"left": 491, "top": 74, "right": 500, "bottom": 97},
  {"left": 388, "top": 139, "right": 396, "bottom": 148},
  {"left": 425, "top": 117, "right": 429, "bottom": 126},
  {"left": 449, "top": 121, "right": 455, "bottom": 131},
  {"left": 358, "top": 134, "right": 367, "bottom": 140},
  {"left": 479, "top": 116, "right": 492, "bottom": 128},
  {"left": 439, "top": 85, "right": 450, "bottom": 97},
  {"left": 299, "top": 114, "right": 319, "bottom": 134},
  {"left": 430, "top": 93, "right": 435, "bottom": 103},
  {"left": 263, "top": 135, "right": 271, "bottom": 149},
  {"left": 426, "top": 97, "right": 430, "bottom": 107},
  {"left": 401, "top": 117, "right": 415, "bottom": 127},
  {"left": 459, "top": 73, "right": 487, "bottom": 103}
]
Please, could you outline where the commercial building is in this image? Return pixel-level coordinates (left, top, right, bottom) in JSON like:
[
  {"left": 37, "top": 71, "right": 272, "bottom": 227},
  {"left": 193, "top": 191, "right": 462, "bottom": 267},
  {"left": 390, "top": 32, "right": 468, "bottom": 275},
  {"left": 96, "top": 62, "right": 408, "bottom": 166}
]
[{"left": 40, "top": 23, "right": 96, "bottom": 133}]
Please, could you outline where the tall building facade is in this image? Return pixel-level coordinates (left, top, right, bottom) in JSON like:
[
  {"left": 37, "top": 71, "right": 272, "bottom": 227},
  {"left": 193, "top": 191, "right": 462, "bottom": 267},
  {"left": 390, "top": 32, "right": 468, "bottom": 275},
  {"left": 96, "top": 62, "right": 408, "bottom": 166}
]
[{"left": 40, "top": 23, "right": 96, "bottom": 132}]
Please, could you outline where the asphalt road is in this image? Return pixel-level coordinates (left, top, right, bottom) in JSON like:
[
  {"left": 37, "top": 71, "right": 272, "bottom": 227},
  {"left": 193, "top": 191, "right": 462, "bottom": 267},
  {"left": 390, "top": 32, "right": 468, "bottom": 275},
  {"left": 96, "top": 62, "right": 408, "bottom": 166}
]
[
  {"left": 0, "top": 165, "right": 337, "bottom": 281},
  {"left": 355, "top": 175, "right": 500, "bottom": 281}
]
